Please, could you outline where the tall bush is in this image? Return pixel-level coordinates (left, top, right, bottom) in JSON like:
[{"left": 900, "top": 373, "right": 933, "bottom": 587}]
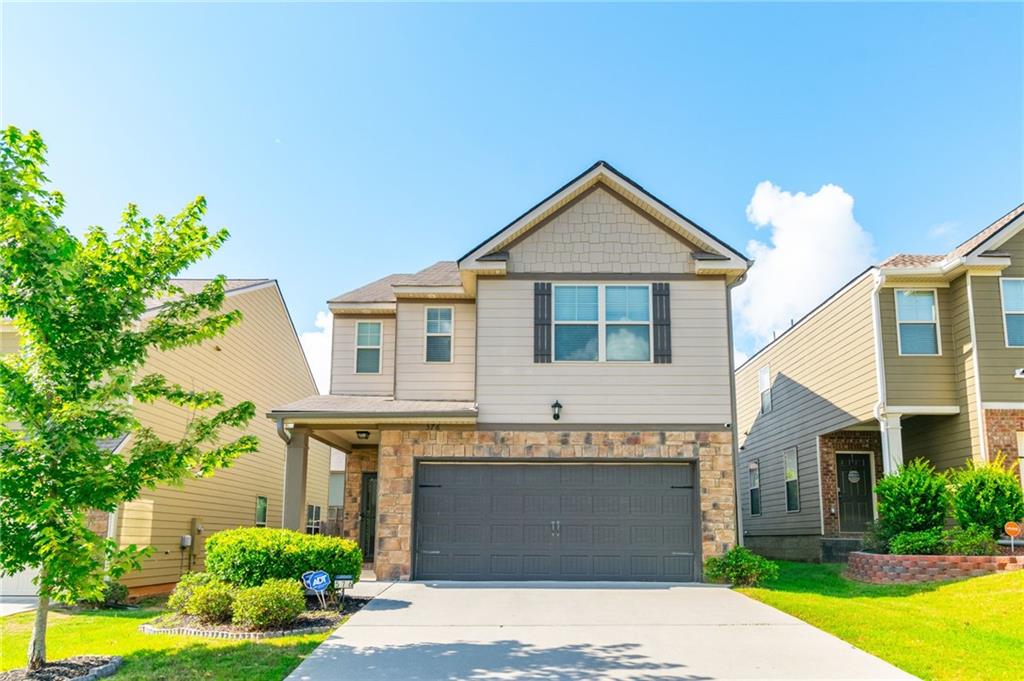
[
  {"left": 948, "top": 455, "right": 1024, "bottom": 538},
  {"left": 231, "top": 579, "right": 306, "bottom": 630},
  {"left": 205, "top": 527, "right": 362, "bottom": 588},
  {"left": 875, "top": 459, "right": 948, "bottom": 535}
]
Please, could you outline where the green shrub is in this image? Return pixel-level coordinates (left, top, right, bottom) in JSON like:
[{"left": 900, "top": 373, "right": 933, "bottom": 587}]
[
  {"left": 231, "top": 578, "right": 306, "bottom": 630},
  {"left": 205, "top": 527, "right": 362, "bottom": 588},
  {"left": 888, "top": 528, "right": 945, "bottom": 555},
  {"left": 944, "top": 525, "right": 999, "bottom": 556},
  {"left": 704, "top": 547, "right": 779, "bottom": 586},
  {"left": 860, "top": 521, "right": 891, "bottom": 554},
  {"left": 167, "top": 572, "right": 220, "bottom": 613},
  {"left": 948, "top": 455, "right": 1024, "bottom": 538},
  {"left": 185, "top": 580, "right": 235, "bottom": 624},
  {"left": 875, "top": 459, "right": 948, "bottom": 534},
  {"left": 79, "top": 580, "right": 128, "bottom": 609}
]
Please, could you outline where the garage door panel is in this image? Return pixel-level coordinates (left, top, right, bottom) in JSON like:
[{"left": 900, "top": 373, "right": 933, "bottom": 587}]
[{"left": 414, "top": 463, "right": 698, "bottom": 582}]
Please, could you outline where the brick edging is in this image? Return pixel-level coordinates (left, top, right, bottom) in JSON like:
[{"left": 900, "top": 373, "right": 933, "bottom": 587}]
[
  {"left": 70, "top": 656, "right": 122, "bottom": 681},
  {"left": 846, "top": 550, "right": 1024, "bottom": 584},
  {"left": 139, "top": 622, "right": 336, "bottom": 640}
]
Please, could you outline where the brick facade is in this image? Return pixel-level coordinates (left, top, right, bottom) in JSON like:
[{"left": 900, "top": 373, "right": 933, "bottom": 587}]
[
  {"left": 984, "top": 408, "right": 1024, "bottom": 467},
  {"left": 370, "top": 428, "right": 736, "bottom": 581},
  {"left": 818, "top": 430, "right": 883, "bottom": 537},
  {"left": 341, "top": 447, "right": 378, "bottom": 548},
  {"left": 847, "top": 550, "right": 1024, "bottom": 584}
]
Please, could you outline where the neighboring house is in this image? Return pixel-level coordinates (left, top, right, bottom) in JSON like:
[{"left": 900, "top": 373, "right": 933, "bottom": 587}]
[
  {"left": 0, "top": 279, "right": 331, "bottom": 596},
  {"left": 269, "top": 161, "right": 751, "bottom": 582},
  {"left": 735, "top": 204, "right": 1024, "bottom": 562}
]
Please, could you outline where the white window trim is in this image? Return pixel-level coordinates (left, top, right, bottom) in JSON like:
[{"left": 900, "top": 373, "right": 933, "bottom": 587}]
[
  {"left": 758, "top": 365, "right": 772, "bottom": 414},
  {"left": 748, "top": 460, "right": 761, "bottom": 517},
  {"left": 999, "top": 277, "right": 1024, "bottom": 348},
  {"left": 254, "top": 495, "right": 268, "bottom": 528},
  {"left": 784, "top": 447, "right": 800, "bottom": 513},
  {"left": 354, "top": 320, "right": 383, "bottom": 374},
  {"left": 305, "top": 504, "right": 322, "bottom": 535},
  {"left": 551, "top": 284, "right": 653, "bottom": 363},
  {"left": 423, "top": 306, "right": 455, "bottom": 363},
  {"left": 894, "top": 288, "right": 942, "bottom": 356}
]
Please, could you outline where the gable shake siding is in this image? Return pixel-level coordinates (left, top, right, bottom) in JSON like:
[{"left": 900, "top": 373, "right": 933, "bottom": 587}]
[{"left": 735, "top": 274, "right": 878, "bottom": 536}]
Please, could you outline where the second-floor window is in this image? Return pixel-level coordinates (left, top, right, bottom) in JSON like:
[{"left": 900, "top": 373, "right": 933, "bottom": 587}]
[
  {"left": 748, "top": 461, "right": 761, "bottom": 516},
  {"left": 355, "top": 321, "right": 382, "bottom": 374},
  {"left": 1001, "top": 278, "right": 1024, "bottom": 347},
  {"left": 425, "top": 307, "right": 453, "bottom": 362},
  {"left": 895, "top": 289, "right": 940, "bottom": 356},
  {"left": 758, "top": 366, "right": 772, "bottom": 414},
  {"left": 553, "top": 285, "right": 651, "bottom": 362}
]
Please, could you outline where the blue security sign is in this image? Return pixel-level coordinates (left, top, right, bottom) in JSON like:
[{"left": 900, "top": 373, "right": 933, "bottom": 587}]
[{"left": 302, "top": 570, "right": 331, "bottom": 593}]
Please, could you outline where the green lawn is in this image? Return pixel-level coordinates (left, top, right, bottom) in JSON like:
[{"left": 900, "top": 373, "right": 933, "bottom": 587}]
[
  {"left": 0, "top": 601, "right": 330, "bottom": 680},
  {"left": 739, "top": 562, "right": 1024, "bottom": 681}
]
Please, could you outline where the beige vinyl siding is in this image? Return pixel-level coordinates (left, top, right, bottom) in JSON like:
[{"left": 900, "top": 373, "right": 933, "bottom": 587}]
[
  {"left": 506, "top": 186, "right": 695, "bottom": 274},
  {"left": 880, "top": 286, "right": 958, "bottom": 407},
  {"left": 0, "top": 330, "right": 18, "bottom": 355},
  {"left": 976, "top": 229, "right": 1024, "bottom": 402},
  {"left": 395, "top": 301, "right": 475, "bottom": 401},
  {"left": 118, "top": 285, "right": 330, "bottom": 588},
  {"left": 476, "top": 277, "right": 732, "bottom": 424},
  {"left": 735, "top": 273, "right": 878, "bottom": 536},
  {"left": 330, "top": 315, "right": 395, "bottom": 396}
]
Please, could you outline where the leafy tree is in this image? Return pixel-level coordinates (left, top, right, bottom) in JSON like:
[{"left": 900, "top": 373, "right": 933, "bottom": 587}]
[{"left": 0, "top": 127, "right": 258, "bottom": 669}]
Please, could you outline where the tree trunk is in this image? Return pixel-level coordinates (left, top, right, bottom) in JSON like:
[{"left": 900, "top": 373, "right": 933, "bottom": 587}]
[{"left": 28, "top": 592, "right": 49, "bottom": 670}]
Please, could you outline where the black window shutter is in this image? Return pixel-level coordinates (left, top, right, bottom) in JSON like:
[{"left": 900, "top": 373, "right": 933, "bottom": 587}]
[
  {"left": 534, "top": 282, "right": 552, "bottom": 363},
  {"left": 652, "top": 282, "right": 672, "bottom": 363}
]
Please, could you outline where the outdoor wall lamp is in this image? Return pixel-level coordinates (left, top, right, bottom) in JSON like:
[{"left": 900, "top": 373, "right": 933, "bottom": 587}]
[
  {"left": 356, "top": 430, "right": 370, "bottom": 440},
  {"left": 550, "top": 400, "right": 562, "bottom": 421}
]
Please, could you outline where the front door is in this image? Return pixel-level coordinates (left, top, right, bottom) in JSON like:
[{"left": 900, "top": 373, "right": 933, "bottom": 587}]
[
  {"left": 359, "top": 473, "right": 378, "bottom": 562},
  {"left": 836, "top": 452, "right": 873, "bottom": 533}
]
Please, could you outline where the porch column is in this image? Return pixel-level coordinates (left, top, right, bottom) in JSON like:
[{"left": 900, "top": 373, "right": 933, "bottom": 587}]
[
  {"left": 282, "top": 427, "right": 309, "bottom": 531},
  {"left": 879, "top": 413, "right": 904, "bottom": 475}
]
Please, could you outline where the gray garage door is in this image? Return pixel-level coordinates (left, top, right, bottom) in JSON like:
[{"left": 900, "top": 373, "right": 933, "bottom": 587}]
[{"left": 413, "top": 462, "right": 698, "bottom": 581}]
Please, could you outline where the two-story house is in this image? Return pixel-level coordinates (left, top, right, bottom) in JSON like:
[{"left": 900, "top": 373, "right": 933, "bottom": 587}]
[
  {"left": 268, "top": 162, "right": 751, "bottom": 582},
  {"left": 735, "top": 203, "right": 1024, "bottom": 562}
]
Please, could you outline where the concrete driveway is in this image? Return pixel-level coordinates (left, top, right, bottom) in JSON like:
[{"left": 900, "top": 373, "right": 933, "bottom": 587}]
[
  {"left": 0, "top": 596, "right": 37, "bottom": 617},
  {"left": 286, "top": 581, "right": 914, "bottom": 680}
]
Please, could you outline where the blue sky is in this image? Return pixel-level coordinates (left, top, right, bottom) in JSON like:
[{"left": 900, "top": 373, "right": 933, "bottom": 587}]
[{"left": 3, "top": 2, "right": 1022, "bottom": 387}]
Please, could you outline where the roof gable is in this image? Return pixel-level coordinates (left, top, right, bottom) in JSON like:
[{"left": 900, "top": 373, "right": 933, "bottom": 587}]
[{"left": 458, "top": 161, "right": 750, "bottom": 272}]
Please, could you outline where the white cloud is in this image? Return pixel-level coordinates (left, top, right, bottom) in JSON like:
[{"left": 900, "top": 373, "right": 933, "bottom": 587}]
[
  {"left": 928, "top": 221, "right": 957, "bottom": 239},
  {"left": 299, "top": 310, "right": 333, "bottom": 394},
  {"left": 733, "top": 181, "right": 874, "bottom": 348}
]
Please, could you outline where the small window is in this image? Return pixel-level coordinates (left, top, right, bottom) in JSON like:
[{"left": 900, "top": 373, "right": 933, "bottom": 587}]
[
  {"left": 784, "top": 448, "right": 800, "bottom": 512},
  {"left": 1001, "top": 279, "right": 1024, "bottom": 347},
  {"left": 305, "top": 504, "right": 322, "bottom": 535},
  {"left": 895, "top": 289, "right": 939, "bottom": 355},
  {"left": 748, "top": 461, "right": 761, "bottom": 516},
  {"left": 254, "top": 496, "right": 268, "bottom": 528},
  {"left": 758, "top": 366, "right": 772, "bottom": 414},
  {"left": 355, "top": 321, "right": 382, "bottom": 374},
  {"left": 425, "top": 307, "right": 453, "bottom": 362}
]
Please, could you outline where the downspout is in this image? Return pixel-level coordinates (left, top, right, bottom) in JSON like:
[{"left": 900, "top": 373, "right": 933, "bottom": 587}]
[
  {"left": 870, "top": 268, "right": 891, "bottom": 474},
  {"left": 275, "top": 418, "right": 292, "bottom": 444},
  {"left": 726, "top": 272, "right": 747, "bottom": 547},
  {"left": 965, "top": 274, "right": 989, "bottom": 463}
]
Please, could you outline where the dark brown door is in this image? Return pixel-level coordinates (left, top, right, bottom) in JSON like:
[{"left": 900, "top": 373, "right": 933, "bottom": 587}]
[
  {"left": 413, "top": 462, "right": 698, "bottom": 581},
  {"left": 359, "top": 473, "right": 377, "bottom": 562},
  {"left": 837, "top": 453, "right": 873, "bottom": 533}
]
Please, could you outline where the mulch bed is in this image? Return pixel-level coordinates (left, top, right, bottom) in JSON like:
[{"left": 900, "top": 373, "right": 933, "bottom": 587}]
[
  {"left": 0, "top": 656, "right": 121, "bottom": 681},
  {"left": 141, "top": 596, "right": 371, "bottom": 640}
]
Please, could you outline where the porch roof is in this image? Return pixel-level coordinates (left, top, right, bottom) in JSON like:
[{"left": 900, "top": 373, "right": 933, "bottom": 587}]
[{"left": 268, "top": 394, "right": 478, "bottom": 421}]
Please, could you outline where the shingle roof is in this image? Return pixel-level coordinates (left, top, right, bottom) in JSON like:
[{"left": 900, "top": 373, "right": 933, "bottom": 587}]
[
  {"left": 878, "top": 254, "right": 945, "bottom": 268},
  {"left": 269, "top": 394, "right": 477, "bottom": 418},
  {"left": 878, "top": 202, "right": 1024, "bottom": 270},
  {"left": 146, "top": 279, "right": 271, "bottom": 310},
  {"left": 328, "top": 261, "right": 459, "bottom": 304}
]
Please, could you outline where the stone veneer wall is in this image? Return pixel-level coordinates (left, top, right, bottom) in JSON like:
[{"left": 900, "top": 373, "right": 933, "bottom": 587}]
[
  {"left": 984, "top": 409, "right": 1024, "bottom": 466},
  {"left": 818, "top": 430, "right": 883, "bottom": 537},
  {"left": 341, "top": 448, "right": 378, "bottom": 548},
  {"left": 847, "top": 551, "right": 1024, "bottom": 584},
  {"left": 373, "top": 428, "right": 736, "bottom": 581}
]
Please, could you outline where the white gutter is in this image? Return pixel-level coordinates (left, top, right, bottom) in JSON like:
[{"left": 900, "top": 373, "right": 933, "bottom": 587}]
[
  {"left": 870, "top": 268, "right": 891, "bottom": 473},
  {"left": 965, "top": 274, "right": 989, "bottom": 462}
]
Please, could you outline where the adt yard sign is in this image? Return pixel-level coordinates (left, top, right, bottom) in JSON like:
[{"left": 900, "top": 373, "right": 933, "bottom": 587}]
[
  {"left": 302, "top": 570, "right": 331, "bottom": 592},
  {"left": 1005, "top": 521, "right": 1021, "bottom": 538}
]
